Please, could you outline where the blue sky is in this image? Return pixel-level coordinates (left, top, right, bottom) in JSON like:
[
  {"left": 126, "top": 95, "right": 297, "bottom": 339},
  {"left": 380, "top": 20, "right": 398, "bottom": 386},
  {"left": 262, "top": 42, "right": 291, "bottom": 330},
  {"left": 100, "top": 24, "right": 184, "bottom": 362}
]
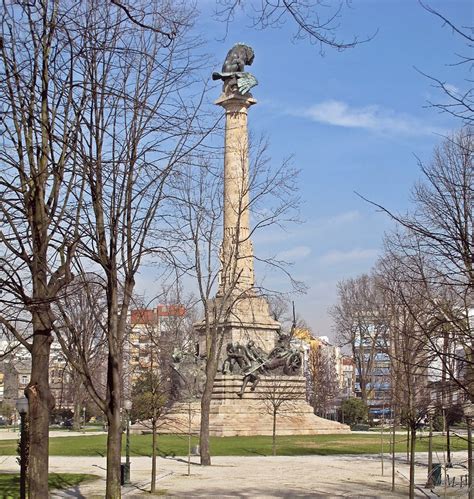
[{"left": 138, "top": 1, "right": 472, "bottom": 339}]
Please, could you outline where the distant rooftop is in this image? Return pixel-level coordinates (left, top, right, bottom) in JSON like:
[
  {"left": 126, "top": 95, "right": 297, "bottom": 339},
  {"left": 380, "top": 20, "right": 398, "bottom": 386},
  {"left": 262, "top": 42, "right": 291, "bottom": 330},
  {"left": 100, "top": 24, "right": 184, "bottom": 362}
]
[{"left": 130, "top": 305, "right": 186, "bottom": 325}]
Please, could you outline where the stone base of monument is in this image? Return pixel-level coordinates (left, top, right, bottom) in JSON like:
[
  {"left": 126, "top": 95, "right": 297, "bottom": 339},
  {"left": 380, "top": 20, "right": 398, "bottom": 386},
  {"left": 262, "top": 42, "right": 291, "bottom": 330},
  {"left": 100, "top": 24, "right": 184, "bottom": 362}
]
[
  {"left": 195, "top": 294, "right": 281, "bottom": 357},
  {"left": 207, "top": 374, "right": 350, "bottom": 436},
  {"left": 131, "top": 374, "right": 350, "bottom": 436}
]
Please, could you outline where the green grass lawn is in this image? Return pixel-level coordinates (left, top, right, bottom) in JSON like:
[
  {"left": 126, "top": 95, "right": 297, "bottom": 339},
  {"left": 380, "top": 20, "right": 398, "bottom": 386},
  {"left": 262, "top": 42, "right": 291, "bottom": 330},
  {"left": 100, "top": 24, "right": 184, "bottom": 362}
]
[
  {"left": 0, "top": 473, "right": 98, "bottom": 498},
  {"left": 0, "top": 432, "right": 468, "bottom": 457}
]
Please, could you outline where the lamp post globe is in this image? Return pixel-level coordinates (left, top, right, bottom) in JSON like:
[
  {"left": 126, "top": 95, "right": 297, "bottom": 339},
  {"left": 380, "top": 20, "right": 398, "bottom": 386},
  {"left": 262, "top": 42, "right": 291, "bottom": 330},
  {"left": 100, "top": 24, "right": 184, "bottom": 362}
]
[{"left": 15, "top": 397, "right": 28, "bottom": 415}]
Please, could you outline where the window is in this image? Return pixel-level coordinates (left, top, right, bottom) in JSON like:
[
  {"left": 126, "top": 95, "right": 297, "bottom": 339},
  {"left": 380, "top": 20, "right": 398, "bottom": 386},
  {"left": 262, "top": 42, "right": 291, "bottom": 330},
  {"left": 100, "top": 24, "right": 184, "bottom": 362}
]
[{"left": 21, "top": 375, "right": 29, "bottom": 385}]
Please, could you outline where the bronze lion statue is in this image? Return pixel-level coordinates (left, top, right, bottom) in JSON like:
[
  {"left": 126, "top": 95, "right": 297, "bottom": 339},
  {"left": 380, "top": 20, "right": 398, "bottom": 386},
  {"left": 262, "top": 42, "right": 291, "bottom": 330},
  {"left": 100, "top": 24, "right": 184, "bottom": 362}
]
[
  {"left": 220, "top": 43, "right": 254, "bottom": 73},
  {"left": 212, "top": 43, "right": 257, "bottom": 95}
]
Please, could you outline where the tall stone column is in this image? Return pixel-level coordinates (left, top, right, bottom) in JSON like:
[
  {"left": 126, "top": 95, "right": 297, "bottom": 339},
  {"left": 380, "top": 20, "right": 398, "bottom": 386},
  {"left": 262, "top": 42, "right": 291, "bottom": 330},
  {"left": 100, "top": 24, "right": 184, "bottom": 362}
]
[
  {"left": 184, "top": 44, "right": 352, "bottom": 437},
  {"left": 196, "top": 44, "right": 280, "bottom": 357},
  {"left": 216, "top": 93, "right": 256, "bottom": 296}
]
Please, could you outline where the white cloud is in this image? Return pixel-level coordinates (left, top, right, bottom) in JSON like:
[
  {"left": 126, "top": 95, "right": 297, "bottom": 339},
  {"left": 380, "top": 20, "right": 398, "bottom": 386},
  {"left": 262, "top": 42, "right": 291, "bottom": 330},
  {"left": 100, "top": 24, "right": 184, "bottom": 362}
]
[
  {"left": 278, "top": 245, "right": 311, "bottom": 261},
  {"left": 323, "top": 210, "right": 361, "bottom": 226},
  {"left": 319, "top": 248, "right": 379, "bottom": 265},
  {"left": 300, "top": 100, "right": 444, "bottom": 136},
  {"left": 444, "top": 83, "right": 459, "bottom": 95}
]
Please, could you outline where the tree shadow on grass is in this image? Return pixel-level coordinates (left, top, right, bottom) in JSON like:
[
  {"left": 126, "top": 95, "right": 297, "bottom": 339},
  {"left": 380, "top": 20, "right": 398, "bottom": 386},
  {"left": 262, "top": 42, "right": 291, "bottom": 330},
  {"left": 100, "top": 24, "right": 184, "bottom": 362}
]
[
  {"left": 0, "top": 473, "right": 100, "bottom": 499},
  {"left": 0, "top": 473, "right": 21, "bottom": 498},
  {"left": 49, "top": 473, "right": 101, "bottom": 497},
  {"left": 240, "top": 448, "right": 267, "bottom": 456}
]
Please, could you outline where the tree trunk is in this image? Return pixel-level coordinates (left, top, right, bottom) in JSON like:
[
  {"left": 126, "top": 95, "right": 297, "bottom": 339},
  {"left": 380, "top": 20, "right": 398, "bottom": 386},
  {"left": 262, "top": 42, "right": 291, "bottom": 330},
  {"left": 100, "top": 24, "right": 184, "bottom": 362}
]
[
  {"left": 466, "top": 346, "right": 474, "bottom": 405},
  {"left": 105, "top": 351, "right": 122, "bottom": 499},
  {"left": 380, "top": 420, "right": 384, "bottom": 476},
  {"left": 200, "top": 376, "right": 213, "bottom": 465},
  {"left": 272, "top": 409, "right": 277, "bottom": 456},
  {"left": 200, "top": 338, "right": 220, "bottom": 467},
  {"left": 360, "top": 379, "right": 368, "bottom": 408},
  {"left": 426, "top": 415, "right": 433, "bottom": 488},
  {"left": 73, "top": 391, "right": 82, "bottom": 431},
  {"left": 151, "top": 420, "right": 157, "bottom": 493},
  {"left": 391, "top": 414, "right": 396, "bottom": 492},
  {"left": 409, "top": 425, "right": 416, "bottom": 499},
  {"left": 406, "top": 426, "right": 410, "bottom": 462},
  {"left": 467, "top": 416, "right": 473, "bottom": 499},
  {"left": 26, "top": 324, "right": 54, "bottom": 498},
  {"left": 187, "top": 402, "right": 192, "bottom": 477},
  {"left": 104, "top": 270, "right": 126, "bottom": 498},
  {"left": 446, "top": 422, "right": 452, "bottom": 467}
]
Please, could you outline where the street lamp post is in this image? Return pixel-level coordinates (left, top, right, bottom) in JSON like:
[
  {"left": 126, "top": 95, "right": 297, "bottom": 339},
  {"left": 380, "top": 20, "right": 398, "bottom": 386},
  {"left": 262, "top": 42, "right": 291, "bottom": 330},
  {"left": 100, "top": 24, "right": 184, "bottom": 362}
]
[
  {"left": 467, "top": 415, "right": 473, "bottom": 499},
  {"left": 425, "top": 405, "right": 435, "bottom": 489},
  {"left": 463, "top": 401, "right": 474, "bottom": 499},
  {"left": 15, "top": 397, "right": 29, "bottom": 499},
  {"left": 123, "top": 399, "right": 132, "bottom": 485}
]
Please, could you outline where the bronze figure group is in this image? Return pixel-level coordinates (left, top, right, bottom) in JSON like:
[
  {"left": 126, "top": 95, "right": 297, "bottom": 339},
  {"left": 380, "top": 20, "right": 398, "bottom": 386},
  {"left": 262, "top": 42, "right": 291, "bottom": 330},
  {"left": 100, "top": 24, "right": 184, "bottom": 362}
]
[{"left": 221, "top": 332, "right": 303, "bottom": 397}]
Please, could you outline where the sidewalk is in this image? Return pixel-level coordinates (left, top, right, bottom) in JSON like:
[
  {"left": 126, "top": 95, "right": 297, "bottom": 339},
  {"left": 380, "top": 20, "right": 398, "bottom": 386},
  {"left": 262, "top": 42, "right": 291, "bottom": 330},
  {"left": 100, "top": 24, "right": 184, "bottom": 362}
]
[
  {"left": 1, "top": 452, "right": 467, "bottom": 498},
  {"left": 0, "top": 428, "right": 107, "bottom": 440}
]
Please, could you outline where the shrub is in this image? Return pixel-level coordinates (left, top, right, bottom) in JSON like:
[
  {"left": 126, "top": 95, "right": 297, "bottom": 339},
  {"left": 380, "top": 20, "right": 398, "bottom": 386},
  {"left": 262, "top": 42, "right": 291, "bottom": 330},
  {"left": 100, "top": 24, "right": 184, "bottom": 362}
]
[{"left": 340, "top": 398, "right": 369, "bottom": 426}]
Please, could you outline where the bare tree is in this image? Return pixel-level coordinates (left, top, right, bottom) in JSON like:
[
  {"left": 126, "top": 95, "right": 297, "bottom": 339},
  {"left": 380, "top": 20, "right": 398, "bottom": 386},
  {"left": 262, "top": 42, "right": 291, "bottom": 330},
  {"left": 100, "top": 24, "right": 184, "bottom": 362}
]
[
  {"left": 376, "top": 254, "right": 434, "bottom": 498},
  {"left": 362, "top": 129, "right": 473, "bottom": 403},
  {"left": 267, "top": 295, "right": 292, "bottom": 324},
  {"left": 419, "top": 1, "right": 473, "bottom": 126},
  {"left": 0, "top": 2, "right": 89, "bottom": 495},
  {"left": 63, "top": 2, "right": 210, "bottom": 495},
  {"left": 215, "top": 0, "right": 374, "bottom": 53},
  {"left": 380, "top": 233, "right": 470, "bottom": 404},
  {"left": 53, "top": 275, "right": 108, "bottom": 430},
  {"left": 126, "top": 290, "right": 197, "bottom": 492},
  {"left": 331, "top": 274, "right": 390, "bottom": 407},
  {"left": 259, "top": 376, "right": 303, "bottom": 455},
  {"left": 131, "top": 371, "right": 170, "bottom": 493},
  {"left": 346, "top": 129, "right": 473, "bottom": 494},
  {"left": 163, "top": 137, "right": 300, "bottom": 465},
  {"left": 307, "top": 340, "right": 340, "bottom": 418}
]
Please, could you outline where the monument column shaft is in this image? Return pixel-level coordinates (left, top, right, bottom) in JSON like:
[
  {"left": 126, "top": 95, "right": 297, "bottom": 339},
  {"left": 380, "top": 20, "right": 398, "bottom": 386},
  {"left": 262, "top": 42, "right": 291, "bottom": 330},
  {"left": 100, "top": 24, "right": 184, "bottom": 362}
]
[
  {"left": 223, "top": 104, "right": 250, "bottom": 236},
  {"left": 195, "top": 44, "right": 280, "bottom": 360},
  {"left": 217, "top": 95, "right": 256, "bottom": 294}
]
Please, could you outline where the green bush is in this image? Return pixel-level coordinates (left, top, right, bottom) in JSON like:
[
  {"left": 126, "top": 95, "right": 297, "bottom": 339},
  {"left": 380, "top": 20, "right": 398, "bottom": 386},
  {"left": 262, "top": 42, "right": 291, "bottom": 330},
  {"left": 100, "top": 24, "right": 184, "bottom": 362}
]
[
  {"left": 432, "top": 404, "right": 464, "bottom": 432},
  {"left": 351, "top": 424, "right": 370, "bottom": 431},
  {"left": 341, "top": 398, "right": 369, "bottom": 426}
]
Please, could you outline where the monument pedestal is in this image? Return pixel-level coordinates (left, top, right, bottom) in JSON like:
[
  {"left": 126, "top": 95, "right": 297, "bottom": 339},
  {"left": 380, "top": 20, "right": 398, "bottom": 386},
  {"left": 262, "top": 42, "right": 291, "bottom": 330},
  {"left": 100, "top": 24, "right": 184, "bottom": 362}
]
[
  {"left": 133, "top": 374, "right": 350, "bottom": 436},
  {"left": 196, "top": 293, "right": 280, "bottom": 359},
  {"left": 207, "top": 374, "right": 350, "bottom": 436}
]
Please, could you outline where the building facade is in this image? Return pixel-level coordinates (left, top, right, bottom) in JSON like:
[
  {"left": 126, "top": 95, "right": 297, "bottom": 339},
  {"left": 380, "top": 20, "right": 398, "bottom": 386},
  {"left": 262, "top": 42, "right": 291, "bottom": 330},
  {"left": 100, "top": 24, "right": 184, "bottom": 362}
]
[
  {"left": 127, "top": 305, "right": 187, "bottom": 384},
  {"left": 353, "top": 325, "right": 391, "bottom": 421}
]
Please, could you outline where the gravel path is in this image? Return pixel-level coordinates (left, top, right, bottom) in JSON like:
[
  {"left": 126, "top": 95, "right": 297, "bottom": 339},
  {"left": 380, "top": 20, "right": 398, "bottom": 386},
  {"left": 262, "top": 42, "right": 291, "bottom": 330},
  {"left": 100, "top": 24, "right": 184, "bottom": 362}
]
[
  {"left": 1, "top": 452, "right": 468, "bottom": 498},
  {"left": 0, "top": 430, "right": 467, "bottom": 497}
]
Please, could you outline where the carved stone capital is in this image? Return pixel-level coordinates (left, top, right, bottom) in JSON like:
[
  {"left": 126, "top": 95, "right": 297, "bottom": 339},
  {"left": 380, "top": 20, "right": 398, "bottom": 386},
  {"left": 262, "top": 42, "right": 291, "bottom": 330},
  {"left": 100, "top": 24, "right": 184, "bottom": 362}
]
[{"left": 215, "top": 93, "right": 257, "bottom": 114}]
